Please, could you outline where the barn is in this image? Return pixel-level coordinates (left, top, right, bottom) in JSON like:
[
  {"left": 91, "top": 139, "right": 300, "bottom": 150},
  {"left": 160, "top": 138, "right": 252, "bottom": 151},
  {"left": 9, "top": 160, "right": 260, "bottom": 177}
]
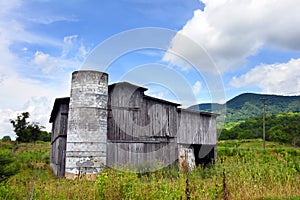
[{"left": 49, "top": 70, "right": 218, "bottom": 179}]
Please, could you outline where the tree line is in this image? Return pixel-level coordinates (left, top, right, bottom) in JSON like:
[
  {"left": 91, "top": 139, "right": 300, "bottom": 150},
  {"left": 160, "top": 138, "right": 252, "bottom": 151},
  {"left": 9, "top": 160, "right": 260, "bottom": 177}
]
[
  {"left": 1, "top": 112, "right": 51, "bottom": 143},
  {"left": 220, "top": 112, "right": 300, "bottom": 147}
]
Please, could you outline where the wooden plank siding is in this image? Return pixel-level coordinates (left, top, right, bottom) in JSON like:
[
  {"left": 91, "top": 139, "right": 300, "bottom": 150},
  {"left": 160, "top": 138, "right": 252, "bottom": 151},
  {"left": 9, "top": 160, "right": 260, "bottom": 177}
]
[
  {"left": 106, "top": 82, "right": 218, "bottom": 168},
  {"left": 177, "top": 109, "right": 217, "bottom": 145},
  {"left": 49, "top": 97, "right": 69, "bottom": 177},
  {"left": 50, "top": 80, "right": 218, "bottom": 176},
  {"left": 107, "top": 141, "right": 177, "bottom": 170},
  {"left": 108, "top": 82, "right": 178, "bottom": 142},
  {"left": 107, "top": 82, "right": 217, "bottom": 145}
]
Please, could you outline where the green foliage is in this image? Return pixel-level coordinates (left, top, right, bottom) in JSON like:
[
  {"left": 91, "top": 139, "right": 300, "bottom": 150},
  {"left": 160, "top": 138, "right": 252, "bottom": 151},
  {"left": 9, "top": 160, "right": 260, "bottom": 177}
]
[
  {"left": 28, "top": 123, "right": 42, "bottom": 144},
  {"left": 0, "top": 143, "right": 19, "bottom": 183},
  {"left": 0, "top": 141, "right": 299, "bottom": 199},
  {"left": 220, "top": 112, "right": 300, "bottom": 147},
  {"left": 1, "top": 136, "right": 11, "bottom": 142},
  {"left": 10, "top": 112, "right": 30, "bottom": 142},
  {"left": 10, "top": 112, "right": 48, "bottom": 143},
  {"left": 268, "top": 113, "right": 300, "bottom": 147},
  {"left": 191, "top": 93, "right": 300, "bottom": 147},
  {"left": 38, "top": 131, "right": 51, "bottom": 142},
  {"left": 95, "top": 167, "right": 185, "bottom": 199},
  {"left": 190, "top": 93, "right": 300, "bottom": 123},
  {"left": 94, "top": 142, "right": 300, "bottom": 199}
]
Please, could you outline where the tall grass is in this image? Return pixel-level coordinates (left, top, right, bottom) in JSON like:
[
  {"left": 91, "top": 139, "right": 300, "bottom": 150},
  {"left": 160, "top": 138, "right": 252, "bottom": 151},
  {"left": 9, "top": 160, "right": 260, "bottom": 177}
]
[{"left": 0, "top": 140, "right": 299, "bottom": 199}]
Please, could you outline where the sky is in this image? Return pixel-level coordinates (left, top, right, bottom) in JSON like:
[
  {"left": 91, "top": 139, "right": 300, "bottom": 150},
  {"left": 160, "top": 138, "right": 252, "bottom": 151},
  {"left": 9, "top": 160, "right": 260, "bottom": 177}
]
[{"left": 1, "top": 0, "right": 300, "bottom": 139}]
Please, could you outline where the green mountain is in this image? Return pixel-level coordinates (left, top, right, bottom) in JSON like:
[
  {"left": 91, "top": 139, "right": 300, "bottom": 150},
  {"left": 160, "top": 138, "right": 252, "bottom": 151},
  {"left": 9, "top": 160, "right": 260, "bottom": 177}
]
[{"left": 189, "top": 93, "right": 300, "bottom": 122}]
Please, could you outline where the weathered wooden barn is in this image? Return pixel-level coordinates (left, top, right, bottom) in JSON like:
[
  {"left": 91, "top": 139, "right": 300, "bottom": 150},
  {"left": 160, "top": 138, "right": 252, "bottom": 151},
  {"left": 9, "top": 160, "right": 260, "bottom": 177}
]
[{"left": 50, "top": 70, "right": 218, "bottom": 179}]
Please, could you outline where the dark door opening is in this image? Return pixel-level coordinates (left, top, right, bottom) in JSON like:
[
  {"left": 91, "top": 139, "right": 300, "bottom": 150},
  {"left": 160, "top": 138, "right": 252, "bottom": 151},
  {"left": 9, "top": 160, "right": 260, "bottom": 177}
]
[{"left": 191, "top": 144, "right": 215, "bottom": 167}]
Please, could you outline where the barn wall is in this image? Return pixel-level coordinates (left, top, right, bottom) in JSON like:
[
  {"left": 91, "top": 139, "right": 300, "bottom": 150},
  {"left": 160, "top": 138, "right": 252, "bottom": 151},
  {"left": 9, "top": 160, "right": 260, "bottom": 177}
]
[
  {"left": 177, "top": 109, "right": 218, "bottom": 168},
  {"left": 50, "top": 71, "right": 219, "bottom": 177},
  {"left": 106, "top": 82, "right": 218, "bottom": 168},
  {"left": 108, "top": 84, "right": 178, "bottom": 141},
  {"left": 107, "top": 83, "right": 179, "bottom": 167},
  {"left": 50, "top": 101, "right": 69, "bottom": 177},
  {"left": 177, "top": 109, "right": 217, "bottom": 145},
  {"left": 108, "top": 84, "right": 144, "bottom": 141},
  {"left": 141, "top": 97, "right": 178, "bottom": 138},
  {"left": 107, "top": 141, "right": 177, "bottom": 170}
]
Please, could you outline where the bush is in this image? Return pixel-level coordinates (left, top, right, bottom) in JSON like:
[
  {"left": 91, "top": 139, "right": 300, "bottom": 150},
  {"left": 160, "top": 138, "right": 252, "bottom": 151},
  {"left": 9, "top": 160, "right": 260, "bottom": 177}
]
[
  {"left": 0, "top": 153, "right": 19, "bottom": 182},
  {"left": 1, "top": 136, "right": 11, "bottom": 142}
]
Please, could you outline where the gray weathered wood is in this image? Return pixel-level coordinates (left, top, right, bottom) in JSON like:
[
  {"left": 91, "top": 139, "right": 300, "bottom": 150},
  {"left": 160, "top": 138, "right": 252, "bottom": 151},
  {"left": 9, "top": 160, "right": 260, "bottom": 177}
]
[{"left": 50, "top": 75, "right": 219, "bottom": 177}]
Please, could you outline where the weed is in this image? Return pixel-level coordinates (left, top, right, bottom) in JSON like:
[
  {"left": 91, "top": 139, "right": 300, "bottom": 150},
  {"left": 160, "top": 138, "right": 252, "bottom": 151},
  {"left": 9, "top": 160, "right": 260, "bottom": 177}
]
[{"left": 0, "top": 140, "right": 299, "bottom": 199}]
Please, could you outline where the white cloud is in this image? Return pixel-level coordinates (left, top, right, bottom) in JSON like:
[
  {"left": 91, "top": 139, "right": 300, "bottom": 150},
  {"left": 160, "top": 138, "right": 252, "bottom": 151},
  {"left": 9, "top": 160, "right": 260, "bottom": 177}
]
[
  {"left": 62, "top": 35, "right": 77, "bottom": 57},
  {"left": 79, "top": 45, "right": 88, "bottom": 58},
  {"left": 61, "top": 34, "right": 90, "bottom": 62},
  {"left": 63, "top": 35, "right": 78, "bottom": 45},
  {"left": 28, "top": 15, "right": 78, "bottom": 25},
  {"left": 32, "top": 48, "right": 87, "bottom": 75},
  {"left": 192, "top": 81, "right": 202, "bottom": 94},
  {"left": 32, "top": 35, "right": 89, "bottom": 74},
  {"left": 0, "top": 75, "right": 65, "bottom": 139},
  {"left": 32, "top": 51, "right": 60, "bottom": 74},
  {"left": 0, "top": 1, "right": 62, "bottom": 49},
  {"left": 33, "top": 51, "right": 50, "bottom": 66},
  {"left": 230, "top": 58, "right": 300, "bottom": 95},
  {"left": 0, "top": 72, "right": 69, "bottom": 110},
  {"left": 0, "top": 108, "right": 17, "bottom": 139},
  {"left": 164, "top": 0, "right": 300, "bottom": 72},
  {"left": 0, "top": 2, "right": 86, "bottom": 139},
  {"left": 0, "top": 96, "right": 53, "bottom": 140}
]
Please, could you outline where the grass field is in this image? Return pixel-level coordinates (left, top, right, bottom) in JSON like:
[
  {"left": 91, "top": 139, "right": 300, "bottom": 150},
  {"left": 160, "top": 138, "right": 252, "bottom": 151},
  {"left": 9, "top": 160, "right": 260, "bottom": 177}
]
[{"left": 0, "top": 140, "right": 299, "bottom": 199}]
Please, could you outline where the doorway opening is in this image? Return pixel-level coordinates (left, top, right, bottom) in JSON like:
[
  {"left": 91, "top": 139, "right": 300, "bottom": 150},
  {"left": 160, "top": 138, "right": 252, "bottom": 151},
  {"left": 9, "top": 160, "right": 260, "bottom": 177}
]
[{"left": 191, "top": 144, "right": 216, "bottom": 167}]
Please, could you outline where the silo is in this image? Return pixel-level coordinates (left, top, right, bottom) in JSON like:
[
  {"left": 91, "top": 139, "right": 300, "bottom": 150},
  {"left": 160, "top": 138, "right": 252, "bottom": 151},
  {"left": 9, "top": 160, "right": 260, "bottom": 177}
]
[{"left": 65, "top": 70, "right": 108, "bottom": 180}]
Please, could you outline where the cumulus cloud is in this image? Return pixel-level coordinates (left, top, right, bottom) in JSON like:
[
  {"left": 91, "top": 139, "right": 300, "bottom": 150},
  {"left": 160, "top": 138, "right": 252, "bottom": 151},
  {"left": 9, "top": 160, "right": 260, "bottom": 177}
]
[
  {"left": 192, "top": 81, "right": 202, "bottom": 94},
  {"left": 31, "top": 34, "right": 89, "bottom": 74},
  {"left": 0, "top": 108, "right": 17, "bottom": 139},
  {"left": 0, "top": 74, "right": 65, "bottom": 139},
  {"left": 230, "top": 58, "right": 300, "bottom": 95},
  {"left": 62, "top": 35, "right": 78, "bottom": 57},
  {"left": 32, "top": 44, "right": 88, "bottom": 74},
  {"left": 0, "top": 2, "right": 86, "bottom": 138},
  {"left": 163, "top": 0, "right": 300, "bottom": 72},
  {"left": 32, "top": 51, "right": 64, "bottom": 74},
  {"left": 0, "top": 96, "right": 53, "bottom": 139},
  {"left": 63, "top": 35, "right": 78, "bottom": 45},
  {"left": 33, "top": 51, "right": 50, "bottom": 66}
]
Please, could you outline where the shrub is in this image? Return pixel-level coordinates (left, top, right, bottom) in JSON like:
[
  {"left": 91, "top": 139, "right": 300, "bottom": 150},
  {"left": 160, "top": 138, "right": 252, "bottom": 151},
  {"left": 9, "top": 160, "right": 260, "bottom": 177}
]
[{"left": 1, "top": 136, "right": 11, "bottom": 142}]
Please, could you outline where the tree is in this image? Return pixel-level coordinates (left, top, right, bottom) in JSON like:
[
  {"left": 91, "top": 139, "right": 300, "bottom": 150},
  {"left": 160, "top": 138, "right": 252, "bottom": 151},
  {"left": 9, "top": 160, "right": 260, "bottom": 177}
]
[
  {"left": 38, "top": 131, "right": 51, "bottom": 142},
  {"left": 27, "top": 123, "right": 43, "bottom": 145},
  {"left": 10, "top": 112, "right": 30, "bottom": 142},
  {"left": 1, "top": 136, "right": 11, "bottom": 142},
  {"left": 10, "top": 112, "right": 46, "bottom": 144},
  {"left": 221, "top": 112, "right": 300, "bottom": 147}
]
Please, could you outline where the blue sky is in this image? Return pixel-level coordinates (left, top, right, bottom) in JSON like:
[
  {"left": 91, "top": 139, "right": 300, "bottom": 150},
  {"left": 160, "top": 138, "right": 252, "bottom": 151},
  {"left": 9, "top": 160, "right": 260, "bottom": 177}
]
[{"left": 1, "top": 0, "right": 300, "bottom": 138}]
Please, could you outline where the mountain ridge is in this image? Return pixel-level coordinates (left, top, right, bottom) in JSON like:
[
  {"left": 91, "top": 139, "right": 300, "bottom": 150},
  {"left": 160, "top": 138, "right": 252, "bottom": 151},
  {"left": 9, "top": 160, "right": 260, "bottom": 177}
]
[{"left": 189, "top": 93, "right": 300, "bottom": 122}]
